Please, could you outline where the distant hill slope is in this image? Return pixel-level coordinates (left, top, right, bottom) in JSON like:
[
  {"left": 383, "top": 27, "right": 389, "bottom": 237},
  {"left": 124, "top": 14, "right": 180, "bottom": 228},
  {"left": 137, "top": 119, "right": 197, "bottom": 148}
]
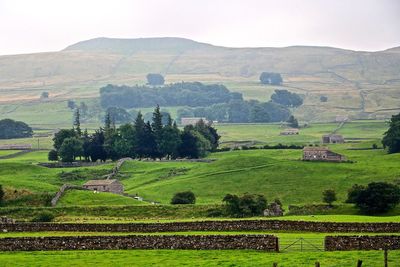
[{"left": 0, "top": 37, "right": 400, "bottom": 121}]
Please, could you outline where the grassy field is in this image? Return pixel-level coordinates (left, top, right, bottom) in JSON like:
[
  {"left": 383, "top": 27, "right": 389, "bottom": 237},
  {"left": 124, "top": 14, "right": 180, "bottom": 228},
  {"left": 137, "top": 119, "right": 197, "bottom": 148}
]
[
  {"left": 0, "top": 249, "right": 397, "bottom": 266},
  {"left": 57, "top": 191, "right": 146, "bottom": 206}
]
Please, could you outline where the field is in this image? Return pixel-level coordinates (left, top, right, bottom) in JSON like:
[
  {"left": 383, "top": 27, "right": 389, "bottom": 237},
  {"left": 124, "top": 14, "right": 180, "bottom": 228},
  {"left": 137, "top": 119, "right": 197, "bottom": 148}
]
[{"left": 0, "top": 250, "right": 397, "bottom": 266}]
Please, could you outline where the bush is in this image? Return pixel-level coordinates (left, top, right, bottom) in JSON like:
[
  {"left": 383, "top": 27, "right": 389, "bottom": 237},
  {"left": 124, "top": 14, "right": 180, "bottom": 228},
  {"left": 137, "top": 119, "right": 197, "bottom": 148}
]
[
  {"left": 48, "top": 149, "right": 58, "bottom": 161},
  {"left": 171, "top": 191, "right": 196, "bottom": 204},
  {"left": 31, "top": 211, "right": 55, "bottom": 222}
]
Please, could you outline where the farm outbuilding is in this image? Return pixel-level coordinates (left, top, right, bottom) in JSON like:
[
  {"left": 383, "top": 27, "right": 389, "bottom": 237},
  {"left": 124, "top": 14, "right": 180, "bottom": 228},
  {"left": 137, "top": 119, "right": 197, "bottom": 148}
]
[
  {"left": 83, "top": 179, "right": 124, "bottom": 194},
  {"left": 322, "top": 134, "right": 344, "bottom": 144},
  {"left": 280, "top": 128, "right": 299, "bottom": 135},
  {"left": 303, "top": 147, "right": 346, "bottom": 162}
]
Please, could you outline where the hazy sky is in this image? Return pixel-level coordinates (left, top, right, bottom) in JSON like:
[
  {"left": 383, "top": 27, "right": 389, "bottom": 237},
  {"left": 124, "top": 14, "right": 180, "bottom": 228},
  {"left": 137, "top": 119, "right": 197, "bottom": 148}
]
[{"left": 0, "top": 0, "right": 399, "bottom": 55}]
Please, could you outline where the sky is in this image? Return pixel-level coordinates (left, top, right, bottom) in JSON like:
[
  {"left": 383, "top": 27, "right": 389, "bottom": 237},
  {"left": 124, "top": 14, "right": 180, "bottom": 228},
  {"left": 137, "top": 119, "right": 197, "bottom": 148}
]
[{"left": 0, "top": 0, "right": 399, "bottom": 55}]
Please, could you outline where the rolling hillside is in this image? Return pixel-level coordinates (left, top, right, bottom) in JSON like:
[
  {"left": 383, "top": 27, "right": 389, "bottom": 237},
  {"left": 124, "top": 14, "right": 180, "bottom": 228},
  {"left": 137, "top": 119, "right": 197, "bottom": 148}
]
[{"left": 1, "top": 37, "right": 400, "bottom": 122}]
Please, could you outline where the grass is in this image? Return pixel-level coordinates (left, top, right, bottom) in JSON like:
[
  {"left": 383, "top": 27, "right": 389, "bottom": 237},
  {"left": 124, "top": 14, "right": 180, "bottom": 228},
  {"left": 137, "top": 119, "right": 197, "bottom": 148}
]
[
  {"left": 0, "top": 249, "right": 398, "bottom": 266},
  {"left": 57, "top": 191, "right": 147, "bottom": 206}
]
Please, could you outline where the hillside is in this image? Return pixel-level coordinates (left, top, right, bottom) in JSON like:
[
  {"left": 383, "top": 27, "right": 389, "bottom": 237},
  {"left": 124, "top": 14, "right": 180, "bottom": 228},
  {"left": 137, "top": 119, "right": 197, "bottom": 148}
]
[{"left": 1, "top": 37, "right": 400, "bottom": 121}]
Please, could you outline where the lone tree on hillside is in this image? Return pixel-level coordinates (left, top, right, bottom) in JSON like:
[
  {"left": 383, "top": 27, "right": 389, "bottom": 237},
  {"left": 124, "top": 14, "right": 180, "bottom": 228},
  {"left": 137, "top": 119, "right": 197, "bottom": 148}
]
[
  {"left": 171, "top": 191, "right": 196, "bottom": 204},
  {"left": 259, "top": 72, "right": 283, "bottom": 85},
  {"left": 146, "top": 73, "right": 165, "bottom": 86},
  {"left": 382, "top": 113, "right": 400, "bottom": 153},
  {"left": 270, "top": 89, "right": 303, "bottom": 108},
  {"left": 347, "top": 182, "right": 400, "bottom": 214},
  {"left": 322, "top": 189, "right": 337, "bottom": 207},
  {"left": 223, "top": 193, "right": 267, "bottom": 217}
]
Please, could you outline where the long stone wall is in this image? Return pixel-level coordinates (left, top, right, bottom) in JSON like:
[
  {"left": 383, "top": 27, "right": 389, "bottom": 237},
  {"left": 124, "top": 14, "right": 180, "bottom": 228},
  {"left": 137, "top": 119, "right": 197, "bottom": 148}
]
[
  {"left": 0, "top": 235, "right": 278, "bottom": 251},
  {"left": 2, "top": 220, "right": 400, "bottom": 233},
  {"left": 325, "top": 235, "right": 400, "bottom": 251}
]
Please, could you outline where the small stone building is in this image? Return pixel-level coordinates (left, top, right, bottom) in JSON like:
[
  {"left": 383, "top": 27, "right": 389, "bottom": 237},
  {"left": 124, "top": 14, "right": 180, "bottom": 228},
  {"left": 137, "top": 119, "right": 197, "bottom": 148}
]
[
  {"left": 303, "top": 147, "right": 346, "bottom": 162},
  {"left": 335, "top": 115, "right": 349, "bottom": 122},
  {"left": 83, "top": 179, "right": 124, "bottom": 194},
  {"left": 322, "top": 134, "right": 345, "bottom": 144},
  {"left": 180, "top": 117, "right": 209, "bottom": 126},
  {"left": 280, "top": 128, "right": 299, "bottom": 135}
]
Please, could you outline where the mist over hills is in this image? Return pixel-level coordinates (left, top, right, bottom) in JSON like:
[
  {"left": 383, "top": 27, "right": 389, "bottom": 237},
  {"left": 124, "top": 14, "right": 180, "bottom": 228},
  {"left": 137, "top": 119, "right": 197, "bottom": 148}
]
[{"left": 1, "top": 37, "right": 400, "bottom": 121}]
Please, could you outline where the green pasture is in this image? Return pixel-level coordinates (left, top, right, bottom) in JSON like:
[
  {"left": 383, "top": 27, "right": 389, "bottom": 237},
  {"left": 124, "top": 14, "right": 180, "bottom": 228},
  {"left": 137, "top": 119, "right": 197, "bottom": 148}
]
[
  {"left": 57, "top": 191, "right": 146, "bottom": 206},
  {"left": 0, "top": 249, "right": 398, "bottom": 267}
]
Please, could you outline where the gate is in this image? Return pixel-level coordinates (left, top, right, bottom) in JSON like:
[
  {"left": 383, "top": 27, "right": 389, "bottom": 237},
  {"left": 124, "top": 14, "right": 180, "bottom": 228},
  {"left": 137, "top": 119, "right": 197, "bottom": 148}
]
[{"left": 279, "top": 237, "right": 324, "bottom": 252}]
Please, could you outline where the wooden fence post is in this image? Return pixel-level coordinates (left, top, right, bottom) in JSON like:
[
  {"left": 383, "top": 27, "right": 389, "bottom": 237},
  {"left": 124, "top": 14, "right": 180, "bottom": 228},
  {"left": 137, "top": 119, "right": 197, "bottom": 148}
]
[
  {"left": 315, "top": 261, "right": 320, "bottom": 267},
  {"left": 384, "top": 249, "right": 388, "bottom": 267},
  {"left": 357, "top": 259, "right": 362, "bottom": 267}
]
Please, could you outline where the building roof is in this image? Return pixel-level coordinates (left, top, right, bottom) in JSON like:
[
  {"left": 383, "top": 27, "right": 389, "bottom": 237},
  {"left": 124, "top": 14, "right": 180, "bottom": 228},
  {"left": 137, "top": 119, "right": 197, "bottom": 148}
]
[
  {"left": 281, "top": 128, "right": 299, "bottom": 132},
  {"left": 83, "top": 179, "right": 119, "bottom": 186},
  {"left": 303, "top": 146, "right": 329, "bottom": 151}
]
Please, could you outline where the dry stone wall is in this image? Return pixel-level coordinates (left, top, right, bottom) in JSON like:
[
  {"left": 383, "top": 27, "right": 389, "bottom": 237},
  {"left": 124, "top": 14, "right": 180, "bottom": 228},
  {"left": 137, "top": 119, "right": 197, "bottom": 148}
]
[
  {"left": 2, "top": 220, "right": 400, "bottom": 233},
  {"left": 0, "top": 235, "right": 278, "bottom": 251},
  {"left": 325, "top": 235, "right": 400, "bottom": 251}
]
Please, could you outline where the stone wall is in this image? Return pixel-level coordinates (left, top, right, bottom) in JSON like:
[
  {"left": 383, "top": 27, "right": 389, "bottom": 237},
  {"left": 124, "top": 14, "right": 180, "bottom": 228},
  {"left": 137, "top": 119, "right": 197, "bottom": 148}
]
[
  {"left": 3, "top": 220, "right": 400, "bottom": 233},
  {"left": 50, "top": 184, "right": 87, "bottom": 207},
  {"left": 0, "top": 235, "right": 278, "bottom": 251},
  {"left": 325, "top": 235, "right": 400, "bottom": 251}
]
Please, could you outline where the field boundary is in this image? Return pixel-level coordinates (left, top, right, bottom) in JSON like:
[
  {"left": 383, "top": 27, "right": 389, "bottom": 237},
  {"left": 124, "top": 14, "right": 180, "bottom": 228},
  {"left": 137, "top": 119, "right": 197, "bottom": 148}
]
[{"left": 3, "top": 220, "right": 400, "bottom": 233}]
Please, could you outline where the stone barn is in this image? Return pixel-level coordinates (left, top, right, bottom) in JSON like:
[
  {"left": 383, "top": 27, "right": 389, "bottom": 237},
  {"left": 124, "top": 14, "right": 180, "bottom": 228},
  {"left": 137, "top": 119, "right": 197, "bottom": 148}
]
[
  {"left": 83, "top": 179, "right": 124, "bottom": 194},
  {"left": 303, "top": 147, "right": 346, "bottom": 162},
  {"left": 180, "top": 117, "right": 209, "bottom": 126},
  {"left": 322, "top": 134, "right": 344, "bottom": 144},
  {"left": 280, "top": 128, "right": 299, "bottom": 135}
]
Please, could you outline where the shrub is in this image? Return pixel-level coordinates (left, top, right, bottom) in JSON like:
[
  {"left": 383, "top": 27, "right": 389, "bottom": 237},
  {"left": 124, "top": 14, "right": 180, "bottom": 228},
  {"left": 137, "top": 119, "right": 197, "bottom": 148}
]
[
  {"left": 171, "top": 191, "right": 196, "bottom": 204},
  {"left": 31, "top": 211, "right": 55, "bottom": 222},
  {"left": 48, "top": 149, "right": 58, "bottom": 161}
]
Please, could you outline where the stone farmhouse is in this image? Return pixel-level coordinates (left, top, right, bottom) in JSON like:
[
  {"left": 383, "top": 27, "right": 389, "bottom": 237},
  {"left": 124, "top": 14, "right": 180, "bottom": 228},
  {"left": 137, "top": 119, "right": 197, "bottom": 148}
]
[
  {"left": 83, "top": 179, "right": 124, "bottom": 194},
  {"left": 303, "top": 147, "right": 346, "bottom": 162},
  {"left": 322, "top": 134, "right": 344, "bottom": 144},
  {"left": 280, "top": 128, "right": 299, "bottom": 135},
  {"left": 180, "top": 117, "right": 209, "bottom": 126}
]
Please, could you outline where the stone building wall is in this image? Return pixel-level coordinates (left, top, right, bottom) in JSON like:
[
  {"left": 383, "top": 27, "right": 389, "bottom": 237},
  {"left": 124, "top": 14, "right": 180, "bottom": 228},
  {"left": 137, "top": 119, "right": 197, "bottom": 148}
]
[{"left": 0, "top": 235, "right": 278, "bottom": 251}]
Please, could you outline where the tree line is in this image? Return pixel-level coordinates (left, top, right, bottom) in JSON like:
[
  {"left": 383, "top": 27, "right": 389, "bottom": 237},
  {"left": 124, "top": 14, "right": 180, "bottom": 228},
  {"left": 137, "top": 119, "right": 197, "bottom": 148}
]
[
  {"left": 49, "top": 106, "right": 220, "bottom": 162},
  {"left": 99, "top": 82, "right": 242, "bottom": 109},
  {"left": 177, "top": 89, "right": 303, "bottom": 123},
  {"left": 0, "top": 119, "right": 33, "bottom": 139}
]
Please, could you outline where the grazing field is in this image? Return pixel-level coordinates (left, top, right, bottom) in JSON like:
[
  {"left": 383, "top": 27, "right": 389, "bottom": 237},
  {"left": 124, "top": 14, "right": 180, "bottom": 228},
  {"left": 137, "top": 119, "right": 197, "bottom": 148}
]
[
  {"left": 0, "top": 249, "right": 398, "bottom": 267},
  {"left": 57, "top": 191, "right": 146, "bottom": 206}
]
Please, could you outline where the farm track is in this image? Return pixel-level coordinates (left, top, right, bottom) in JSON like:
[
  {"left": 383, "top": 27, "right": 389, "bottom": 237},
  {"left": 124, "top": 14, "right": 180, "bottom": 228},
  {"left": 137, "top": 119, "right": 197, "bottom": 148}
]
[{"left": 0, "top": 150, "right": 33, "bottom": 160}]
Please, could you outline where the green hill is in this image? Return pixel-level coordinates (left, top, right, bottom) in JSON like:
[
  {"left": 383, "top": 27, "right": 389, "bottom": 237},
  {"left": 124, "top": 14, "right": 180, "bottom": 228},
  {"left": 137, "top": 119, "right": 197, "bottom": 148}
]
[{"left": 0, "top": 37, "right": 400, "bottom": 122}]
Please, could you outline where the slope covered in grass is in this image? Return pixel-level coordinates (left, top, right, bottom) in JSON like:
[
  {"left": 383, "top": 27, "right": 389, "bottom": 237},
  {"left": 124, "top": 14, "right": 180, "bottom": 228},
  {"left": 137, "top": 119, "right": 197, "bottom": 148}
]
[
  {"left": 120, "top": 147, "right": 400, "bottom": 205},
  {"left": 57, "top": 190, "right": 146, "bottom": 206}
]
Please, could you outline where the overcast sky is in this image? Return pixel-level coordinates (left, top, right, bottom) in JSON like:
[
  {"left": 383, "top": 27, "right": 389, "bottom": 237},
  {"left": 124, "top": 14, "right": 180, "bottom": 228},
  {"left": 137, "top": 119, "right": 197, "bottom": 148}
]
[{"left": 0, "top": 0, "right": 399, "bottom": 55}]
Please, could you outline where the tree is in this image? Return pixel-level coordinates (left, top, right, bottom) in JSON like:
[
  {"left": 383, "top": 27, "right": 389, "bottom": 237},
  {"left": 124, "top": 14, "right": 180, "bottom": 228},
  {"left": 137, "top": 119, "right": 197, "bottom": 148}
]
[
  {"left": 322, "top": 189, "right": 337, "bottom": 206},
  {"left": 346, "top": 184, "right": 365, "bottom": 203},
  {"left": 58, "top": 137, "right": 84, "bottom": 162},
  {"left": 382, "top": 113, "right": 400, "bottom": 153},
  {"left": 194, "top": 120, "right": 220, "bottom": 151},
  {"left": 159, "top": 119, "right": 181, "bottom": 159},
  {"left": 259, "top": 72, "right": 283, "bottom": 85},
  {"left": 0, "top": 119, "right": 33, "bottom": 139},
  {"left": 87, "top": 129, "right": 107, "bottom": 162},
  {"left": 178, "top": 127, "right": 211, "bottom": 158},
  {"left": 67, "top": 100, "right": 76, "bottom": 109},
  {"left": 270, "top": 89, "right": 303, "bottom": 108},
  {"left": 0, "top": 185, "right": 4, "bottom": 206},
  {"left": 249, "top": 104, "right": 270, "bottom": 123},
  {"left": 73, "top": 108, "right": 82, "bottom": 136},
  {"left": 223, "top": 193, "right": 267, "bottom": 217},
  {"left": 146, "top": 73, "right": 165, "bottom": 86},
  {"left": 48, "top": 149, "right": 58, "bottom": 161},
  {"left": 40, "top": 92, "right": 49, "bottom": 99},
  {"left": 106, "top": 107, "right": 133, "bottom": 124},
  {"left": 286, "top": 115, "right": 299, "bottom": 128},
  {"left": 52, "top": 129, "right": 77, "bottom": 150},
  {"left": 350, "top": 182, "right": 400, "bottom": 214},
  {"left": 320, "top": 96, "right": 328, "bottom": 102},
  {"left": 171, "top": 191, "right": 196, "bottom": 204},
  {"left": 79, "top": 102, "right": 88, "bottom": 116}
]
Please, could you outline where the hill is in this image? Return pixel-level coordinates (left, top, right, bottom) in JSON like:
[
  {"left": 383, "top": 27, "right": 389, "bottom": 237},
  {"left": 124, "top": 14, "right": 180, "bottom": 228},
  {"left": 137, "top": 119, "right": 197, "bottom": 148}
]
[{"left": 0, "top": 37, "right": 400, "bottom": 122}]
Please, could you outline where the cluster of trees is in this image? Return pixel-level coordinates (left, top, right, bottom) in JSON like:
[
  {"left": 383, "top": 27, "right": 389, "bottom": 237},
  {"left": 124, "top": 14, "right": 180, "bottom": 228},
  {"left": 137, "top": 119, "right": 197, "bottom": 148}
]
[
  {"left": 49, "top": 106, "right": 220, "bottom": 162},
  {"left": 177, "top": 89, "right": 302, "bottom": 123},
  {"left": 259, "top": 72, "right": 283, "bottom": 85},
  {"left": 146, "top": 73, "right": 165, "bottom": 86},
  {"left": 0, "top": 119, "right": 33, "bottom": 139},
  {"left": 382, "top": 113, "right": 400, "bottom": 154},
  {"left": 99, "top": 82, "right": 242, "bottom": 109},
  {"left": 346, "top": 182, "right": 400, "bottom": 214}
]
